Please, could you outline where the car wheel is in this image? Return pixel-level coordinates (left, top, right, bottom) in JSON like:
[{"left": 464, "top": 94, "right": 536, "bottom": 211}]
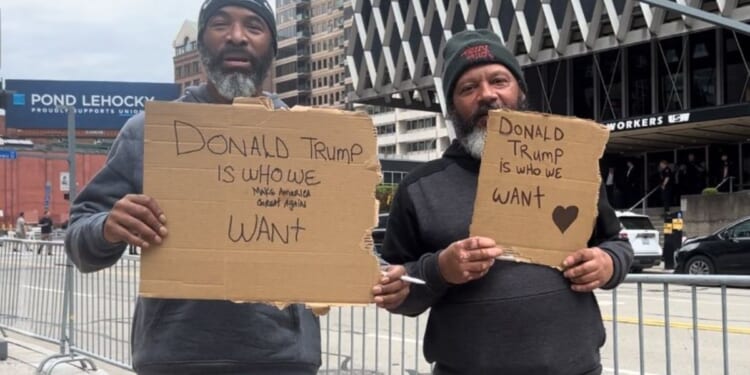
[{"left": 685, "top": 255, "right": 715, "bottom": 275}]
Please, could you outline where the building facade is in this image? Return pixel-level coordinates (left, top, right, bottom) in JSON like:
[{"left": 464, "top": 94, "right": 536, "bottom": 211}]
[
  {"left": 349, "top": 0, "right": 750, "bottom": 207},
  {"left": 173, "top": 21, "right": 206, "bottom": 93},
  {"left": 274, "top": 0, "right": 448, "bottom": 161},
  {"left": 274, "top": 0, "right": 352, "bottom": 108}
]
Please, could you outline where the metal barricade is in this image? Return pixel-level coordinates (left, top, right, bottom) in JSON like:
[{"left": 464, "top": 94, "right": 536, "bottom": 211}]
[
  {"left": 319, "top": 306, "right": 429, "bottom": 375},
  {"left": 3, "top": 239, "right": 750, "bottom": 375},
  {"left": 67, "top": 254, "right": 140, "bottom": 369},
  {"left": 0, "top": 238, "right": 68, "bottom": 346},
  {"left": 601, "top": 274, "right": 750, "bottom": 375}
]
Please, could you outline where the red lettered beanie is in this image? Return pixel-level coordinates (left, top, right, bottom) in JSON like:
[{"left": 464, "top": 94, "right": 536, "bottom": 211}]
[{"left": 442, "top": 29, "right": 527, "bottom": 107}]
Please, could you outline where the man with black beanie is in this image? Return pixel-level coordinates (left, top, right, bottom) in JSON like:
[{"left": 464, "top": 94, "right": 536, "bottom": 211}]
[
  {"left": 372, "top": 29, "right": 633, "bottom": 374},
  {"left": 65, "top": 1, "right": 321, "bottom": 374}
]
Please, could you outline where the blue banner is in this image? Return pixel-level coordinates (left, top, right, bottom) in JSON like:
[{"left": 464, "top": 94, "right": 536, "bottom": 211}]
[
  {"left": 5, "top": 80, "right": 181, "bottom": 130},
  {"left": 0, "top": 150, "right": 18, "bottom": 159}
]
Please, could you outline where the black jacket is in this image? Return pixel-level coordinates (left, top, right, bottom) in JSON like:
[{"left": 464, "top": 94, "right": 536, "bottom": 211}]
[{"left": 381, "top": 140, "right": 633, "bottom": 375}]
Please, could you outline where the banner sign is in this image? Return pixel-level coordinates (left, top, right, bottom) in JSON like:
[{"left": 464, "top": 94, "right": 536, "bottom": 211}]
[{"left": 5, "top": 79, "right": 181, "bottom": 130}]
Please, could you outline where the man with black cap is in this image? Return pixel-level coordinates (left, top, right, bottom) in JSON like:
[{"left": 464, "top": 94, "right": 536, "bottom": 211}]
[
  {"left": 65, "top": 1, "right": 321, "bottom": 374},
  {"left": 372, "top": 29, "right": 633, "bottom": 374}
]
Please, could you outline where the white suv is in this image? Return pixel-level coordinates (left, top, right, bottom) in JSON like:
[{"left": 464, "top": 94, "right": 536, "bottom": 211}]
[{"left": 615, "top": 211, "right": 663, "bottom": 272}]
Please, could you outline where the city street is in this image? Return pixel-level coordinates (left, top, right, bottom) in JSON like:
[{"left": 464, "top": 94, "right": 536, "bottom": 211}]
[{"left": 2, "top": 249, "right": 749, "bottom": 374}]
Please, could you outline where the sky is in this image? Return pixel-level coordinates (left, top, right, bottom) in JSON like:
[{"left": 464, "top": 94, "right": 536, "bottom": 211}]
[{"left": 0, "top": 0, "right": 275, "bottom": 84}]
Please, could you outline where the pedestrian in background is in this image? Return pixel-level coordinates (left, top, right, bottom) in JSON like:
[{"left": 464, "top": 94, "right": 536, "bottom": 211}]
[
  {"left": 659, "top": 160, "right": 673, "bottom": 216},
  {"left": 37, "top": 210, "right": 54, "bottom": 255},
  {"left": 623, "top": 159, "right": 640, "bottom": 208},
  {"left": 717, "top": 152, "right": 734, "bottom": 192},
  {"left": 372, "top": 29, "right": 633, "bottom": 374},
  {"left": 13, "top": 212, "right": 26, "bottom": 252},
  {"left": 685, "top": 152, "right": 705, "bottom": 194},
  {"left": 65, "top": 1, "right": 321, "bottom": 374}
]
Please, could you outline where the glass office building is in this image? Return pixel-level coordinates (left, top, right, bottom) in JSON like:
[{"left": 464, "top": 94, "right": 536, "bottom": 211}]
[{"left": 349, "top": 0, "right": 750, "bottom": 207}]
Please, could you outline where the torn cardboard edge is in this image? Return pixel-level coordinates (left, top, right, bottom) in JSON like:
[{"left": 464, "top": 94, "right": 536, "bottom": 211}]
[{"left": 141, "top": 97, "right": 384, "bottom": 313}]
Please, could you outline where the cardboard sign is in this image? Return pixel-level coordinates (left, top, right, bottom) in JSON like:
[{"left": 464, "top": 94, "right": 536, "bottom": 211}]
[
  {"left": 141, "top": 99, "right": 382, "bottom": 306},
  {"left": 470, "top": 110, "right": 609, "bottom": 268}
]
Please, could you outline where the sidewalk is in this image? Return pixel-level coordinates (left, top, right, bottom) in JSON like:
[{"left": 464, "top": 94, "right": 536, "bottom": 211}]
[{"left": 0, "top": 332, "right": 132, "bottom": 375}]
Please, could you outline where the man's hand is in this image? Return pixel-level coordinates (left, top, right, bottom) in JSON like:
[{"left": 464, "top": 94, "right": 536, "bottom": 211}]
[
  {"left": 372, "top": 265, "right": 410, "bottom": 310},
  {"left": 438, "top": 237, "right": 503, "bottom": 284},
  {"left": 562, "top": 247, "right": 614, "bottom": 292},
  {"left": 103, "top": 194, "right": 168, "bottom": 248}
]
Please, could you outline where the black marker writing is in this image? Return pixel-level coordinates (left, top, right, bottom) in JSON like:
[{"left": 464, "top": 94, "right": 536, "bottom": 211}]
[
  {"left": 174, "top": 121, "right": 289, "bottom": 158},
  {"left": 492, "top": 186, "right": 545, "bottom": 209},
  {"left": 301, "top": 137, "right": 363, "bottom": 164},
  {"left": 227, "top": 214, "right": 306, "bottom": 244}
]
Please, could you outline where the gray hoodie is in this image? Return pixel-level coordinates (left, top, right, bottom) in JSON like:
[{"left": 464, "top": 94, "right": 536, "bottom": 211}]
[{"left": 65, "top": 84, "right": 321, "bottom": 375}]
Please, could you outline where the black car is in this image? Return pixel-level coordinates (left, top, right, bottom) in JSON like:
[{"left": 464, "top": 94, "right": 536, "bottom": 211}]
[{"left": 674, "top": 216, "right": 750, "bottom": 275}]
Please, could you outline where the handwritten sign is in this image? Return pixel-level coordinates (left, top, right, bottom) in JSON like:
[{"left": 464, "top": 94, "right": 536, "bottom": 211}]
[
  {"left": 141, "top": 100, "right": 382, "bottom": 305},
  {"left": 470, "top": 110, "right": 609, "bottom": 268}
]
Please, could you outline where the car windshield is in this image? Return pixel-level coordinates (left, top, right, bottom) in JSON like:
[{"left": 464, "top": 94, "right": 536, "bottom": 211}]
[{"left": 619, "top": 216, "right": 655, "bottom": 230}]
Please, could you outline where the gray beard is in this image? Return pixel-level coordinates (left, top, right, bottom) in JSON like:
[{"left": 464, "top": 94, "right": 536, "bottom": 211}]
[
  {"left": 460, "top": 127, "right": 487, "bottom": 159},
  {"left": 199, "top": 46, "right": 262, "bottom": 100},
  {"left": 209, "top": 71, "right": 256, "bottom": 99},
  {"left": 451, "top": 95, "right": 527, "bottom": 160}
]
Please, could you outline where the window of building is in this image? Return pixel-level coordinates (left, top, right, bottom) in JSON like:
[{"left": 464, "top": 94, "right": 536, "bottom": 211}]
[
  {"left": 628, "top": 42, "right": 653, "bottom": 117},
  {"left": 690, "top": 30, "right": 717, "bottom": 108},
  {"left": 406, "top": 117, "right": 436, "bottom": 131},
  {"left": 725, "top": 30, "right": 750, "bottom": 104},
  {"left": 596, "top": 49, "right": 623, "bottom": 121},
  {"left": 377, "top": 123, "right": 396, "bottom": 135},
  {"left": 379, "top": 145, "right": 397, "bottom": 156},
  {"left": 524, "top": 60, "right": 568, "bottom": 115},
  {"left": 406, "top": 140, "right": 436, "bottom": 152},
  {"left": 572, "top": 55, "right": 595, "bottom": 119},
  {"left": 176, "top": 66, "right": 182, "bottom": 79},
  {"left": 657, "top": 36, "right": 685, "bottom": 112},
  {"left": 192, "top": 62, "right": 199, "bottom": 75},
  {"left": 366, "top": 106, "right": 394, "bottom": 115}
]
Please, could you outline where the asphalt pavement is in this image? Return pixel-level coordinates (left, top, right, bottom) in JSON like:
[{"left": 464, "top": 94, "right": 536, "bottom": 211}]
[{"left": 0, "top": 331, "right": 127, "bottom": 375}]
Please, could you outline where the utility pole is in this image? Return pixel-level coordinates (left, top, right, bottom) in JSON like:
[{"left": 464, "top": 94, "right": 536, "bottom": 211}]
[
  {"left": 65, "top": 107, "right": 77, "bottom": 203},
  {"left": 60, "top": 105, "right": 76, "bottom": 354}
]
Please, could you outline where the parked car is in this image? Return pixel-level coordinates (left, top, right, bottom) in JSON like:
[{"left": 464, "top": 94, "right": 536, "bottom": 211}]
[
  {"left": 674, "top": 216, "right": 750, "bottom": 275},
  {"left": 615, "top": 211, "right": 663, "bottom": 272},
  {"left": 372, "top": 213, "right": 388, "bottom": 252}
]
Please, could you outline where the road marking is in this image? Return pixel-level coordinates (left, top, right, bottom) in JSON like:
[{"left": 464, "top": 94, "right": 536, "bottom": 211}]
[
  {"left": 364, "top": 333, "right": 422, "bottom": 344},
  {"left": 603, "top": 367, "right": 660, "bottom": 375},
  {"left": 602, "top": 315, "right": 750, "bottom": 334},
  {"left": 20, "top": 285, "right": 94, "bottom": 298}
]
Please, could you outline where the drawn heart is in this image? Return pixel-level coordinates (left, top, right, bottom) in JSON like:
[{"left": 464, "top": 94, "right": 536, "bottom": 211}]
[{"left": 552, "top": 206, "right": 579, "bottom": 234}]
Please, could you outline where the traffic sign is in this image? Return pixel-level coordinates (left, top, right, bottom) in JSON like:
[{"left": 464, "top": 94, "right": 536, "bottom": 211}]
[{"left": 0, "top": 150, "right": 17, "bottom": 160}]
